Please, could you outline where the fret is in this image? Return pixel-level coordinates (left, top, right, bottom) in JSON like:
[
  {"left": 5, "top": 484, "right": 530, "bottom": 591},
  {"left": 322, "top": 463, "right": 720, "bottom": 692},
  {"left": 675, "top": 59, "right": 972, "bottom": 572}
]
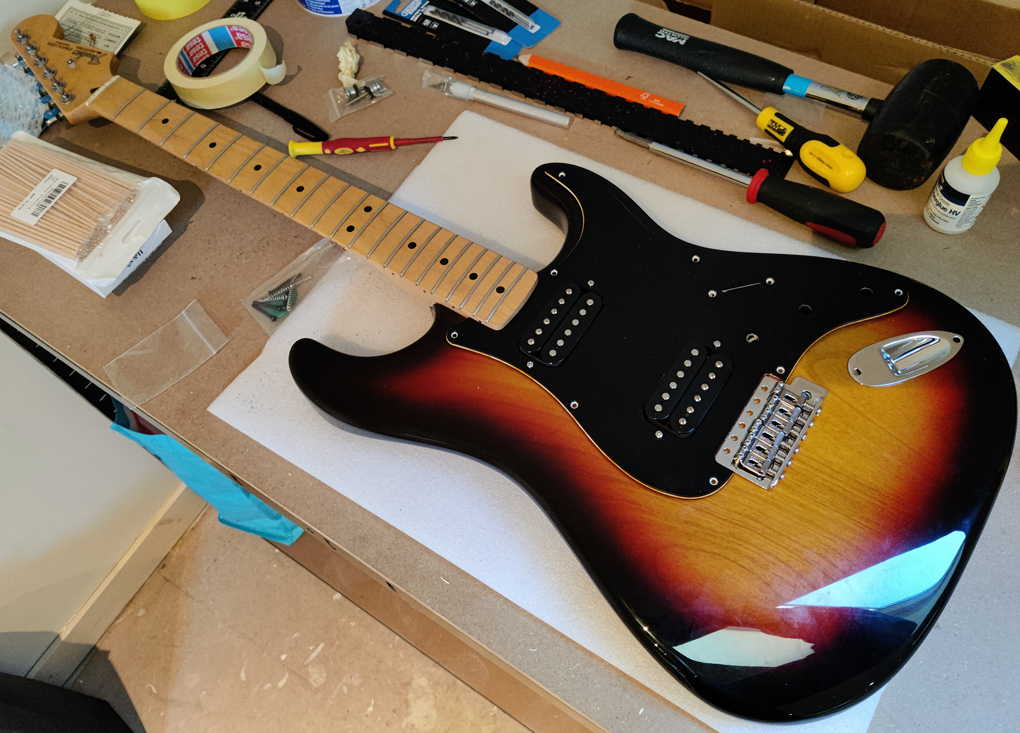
[
  {"left": 486, "top": 268, "right": 538, "bottom": 329},
  {"left": 163, "top": 116, "right": 217, "bottom": 157},
  {"left": 185, "top": 125, "right": 241, "bottom": 169},
  {"left": 211, "top": 138, "right": 263, "bottom": 181},
  {"left": 232, "top": 148, "right": 287, "bottom": 193},
  {"left": 432, "top": 243, "right": 486, "bottom": 298},
  {"left": 411, "top": 232, "right": 460, "bottom": 285},
  {"left": 454, "top": 251, "right": 502, "bottom": 309},
  {"left": 349, "top": 204, "right": 399, "bottom": 256},
  {"left": 393, "top": 223, "right": 443, "bottom": 273},
  {"left": 310, "top": 185, "right": 360, "bottom": 238},
  {"left": 464, "top": 257, "right": 514, "bottom": 314},
  {"left": 419, "top": 238, "right": 473, "bottom": 292},
  {"left": 372, "top": 214, "right": 423, "bottom": 267},
  {"left": 88, "top": 77, "right": 538, "bottom": 330},
  {"left": 253, "top": 158, "right": 305, "bottom": 205},
  {"left": 298, "top": 179, "right": 348, "bottom": 228},
  {"left": 331, "top": 195, "right": 386, "bottom": 247},
  {"left": 289, "top": 175, "right": 328, "bottom": 217}
]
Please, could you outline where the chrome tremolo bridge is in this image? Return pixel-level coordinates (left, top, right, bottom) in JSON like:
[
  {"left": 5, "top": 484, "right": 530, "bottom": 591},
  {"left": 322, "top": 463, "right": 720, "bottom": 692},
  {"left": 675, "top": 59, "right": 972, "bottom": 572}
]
[{"left": 715, "top": 376, "right": 827, "bottom": 489}]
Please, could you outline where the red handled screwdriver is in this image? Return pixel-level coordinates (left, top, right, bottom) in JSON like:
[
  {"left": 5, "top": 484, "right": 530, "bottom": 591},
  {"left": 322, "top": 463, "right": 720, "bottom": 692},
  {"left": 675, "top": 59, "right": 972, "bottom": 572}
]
[
  {"left": 616, "top": 130, "right": 885, "bottom": 247},
  {"left": 289, "top": 135, "right": 457, "bottom": 157}
]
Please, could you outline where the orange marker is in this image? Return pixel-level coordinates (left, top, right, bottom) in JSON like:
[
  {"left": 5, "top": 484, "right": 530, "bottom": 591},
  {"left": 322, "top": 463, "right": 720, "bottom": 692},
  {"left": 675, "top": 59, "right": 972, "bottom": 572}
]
[{"left": 518, "top": 54, "right": 684, "bottom": 116}]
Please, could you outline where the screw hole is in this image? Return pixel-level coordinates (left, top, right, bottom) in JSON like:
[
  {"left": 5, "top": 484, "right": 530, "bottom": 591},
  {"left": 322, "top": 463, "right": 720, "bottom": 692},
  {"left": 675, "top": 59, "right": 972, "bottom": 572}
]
[
  {"left": 386, "top": 582, "right": 395, "bottom": 592},
  {"left": 953, "top": 336, "right": 961, "bottom": 343},
  {"left": 853, "top": 368, "right": 862, "bottom": 375},
  {"left": 799, "top": 304, "right": 812, "bottom": 315},
  {"left": 860, "top": 287, "right": 873, "bottom": 297}
]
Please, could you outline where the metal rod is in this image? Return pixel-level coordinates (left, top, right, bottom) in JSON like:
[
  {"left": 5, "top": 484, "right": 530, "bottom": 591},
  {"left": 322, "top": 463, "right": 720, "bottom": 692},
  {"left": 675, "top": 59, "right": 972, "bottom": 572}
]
[
  {"left": 615, "top": 130, "right": 752, "bottom": 186},
  {"left": 698, "top": 71, "right": 762, "bottom": 115}
]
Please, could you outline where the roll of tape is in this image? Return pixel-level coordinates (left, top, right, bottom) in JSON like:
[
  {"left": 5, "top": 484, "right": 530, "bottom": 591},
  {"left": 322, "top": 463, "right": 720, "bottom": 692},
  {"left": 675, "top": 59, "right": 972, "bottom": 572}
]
[{"left": 163, "top": 19, "right": 287, "bottom": 110}]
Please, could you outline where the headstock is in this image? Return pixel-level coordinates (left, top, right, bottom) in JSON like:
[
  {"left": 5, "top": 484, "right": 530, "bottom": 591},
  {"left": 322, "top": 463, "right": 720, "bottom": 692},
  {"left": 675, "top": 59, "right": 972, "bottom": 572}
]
[{"left": 10, "top": 15, "right": 118, "bottom": 125}]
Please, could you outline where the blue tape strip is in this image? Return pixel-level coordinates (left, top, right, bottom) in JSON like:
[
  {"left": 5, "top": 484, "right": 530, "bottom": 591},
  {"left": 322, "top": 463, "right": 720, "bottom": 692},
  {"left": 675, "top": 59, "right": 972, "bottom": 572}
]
[
  {"left": 111, "top": 424, "right": 304, "bottom": 545},
  {"left": 782, "top": 74, "right": 812, "bottom": 98},
  {"left": 205, "top": 25, "right": 237, "bottom": 53},
  {"left": 485, "top": 37, "right": 524, "bottom": 60}
]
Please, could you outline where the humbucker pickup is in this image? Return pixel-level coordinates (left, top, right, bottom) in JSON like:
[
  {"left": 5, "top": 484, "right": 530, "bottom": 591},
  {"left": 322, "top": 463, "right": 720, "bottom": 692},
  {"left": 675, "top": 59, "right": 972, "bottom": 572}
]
[
  {"left": 519, "top": 284, "right": 602, "bottom": 367},
  {"left": 644, "top": 345, "right": 732, "bottom": 437}
]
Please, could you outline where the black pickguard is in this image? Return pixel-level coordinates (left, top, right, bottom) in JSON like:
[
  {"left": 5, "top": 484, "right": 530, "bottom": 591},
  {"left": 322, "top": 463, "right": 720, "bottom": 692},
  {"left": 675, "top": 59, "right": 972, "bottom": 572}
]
[{"left": 455, "top": 164, "right": 909, "bottom": 497}]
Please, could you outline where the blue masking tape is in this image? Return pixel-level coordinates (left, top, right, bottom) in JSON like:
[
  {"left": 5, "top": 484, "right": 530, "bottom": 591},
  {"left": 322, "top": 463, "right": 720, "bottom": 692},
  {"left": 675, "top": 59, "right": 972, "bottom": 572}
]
[
  {"left": 782, "top": 74, "right": 812, "bottom": 98},
  {"left": 111, "top": 423, "right": 303, "bottom": 545}
]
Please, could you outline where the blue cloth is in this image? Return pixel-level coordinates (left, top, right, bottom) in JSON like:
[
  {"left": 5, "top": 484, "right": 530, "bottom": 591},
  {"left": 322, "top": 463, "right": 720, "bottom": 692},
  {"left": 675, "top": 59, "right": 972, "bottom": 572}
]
[{"left": 111, "top": 423, "right": 303, "bottom": 545}]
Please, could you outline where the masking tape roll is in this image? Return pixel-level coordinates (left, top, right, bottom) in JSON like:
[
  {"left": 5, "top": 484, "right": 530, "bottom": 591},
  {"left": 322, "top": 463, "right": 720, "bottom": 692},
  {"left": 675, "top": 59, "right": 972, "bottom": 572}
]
[{"left": 163, "top": 19, "right": 287, "bottom": 110}]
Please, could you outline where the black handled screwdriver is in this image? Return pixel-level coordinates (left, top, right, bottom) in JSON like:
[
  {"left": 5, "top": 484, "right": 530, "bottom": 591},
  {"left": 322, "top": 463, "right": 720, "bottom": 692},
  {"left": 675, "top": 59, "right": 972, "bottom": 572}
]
[{"left": 616, "top": 130, "right": 885, "bottom": 247}]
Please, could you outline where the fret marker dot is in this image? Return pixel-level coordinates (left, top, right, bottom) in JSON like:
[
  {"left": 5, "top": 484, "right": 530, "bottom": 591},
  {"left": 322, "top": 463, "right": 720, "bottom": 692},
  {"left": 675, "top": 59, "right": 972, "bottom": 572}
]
[
  {"left": 208, "top": 141, "right": 216, "bottom": 148},
  {"left": 254, "top": 164, "right": 262, "bottom": 171},
  {"left": 364, "top": 205, "right": 372, "bottom": 212},
  {"left": 296, "top": 186, "right": 304, "bottom": 192},
  {"left": 440, "top": 258, "right": 449, "bottom": 265},
  {"left": 496, "top": 286, "right": 505, "bottom": 293},
  {"left": 407, "top": 242, "right": 417, "bottom": 249},
  {"left": 469, "top": 273, "right": 478, "bottom": 280},
  {"left": 161, "top": 118, "right": 169, "bottom": 124},
  {"left": 346, "top": 225, "right": 355, "bottom": 232}
]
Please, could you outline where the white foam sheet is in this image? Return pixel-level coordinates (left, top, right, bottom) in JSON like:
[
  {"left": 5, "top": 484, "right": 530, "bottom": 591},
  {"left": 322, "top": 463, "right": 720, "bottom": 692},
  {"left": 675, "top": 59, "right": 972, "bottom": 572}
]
[{"left": 210, "top": 112, "right": 1020, "bottom": 733}]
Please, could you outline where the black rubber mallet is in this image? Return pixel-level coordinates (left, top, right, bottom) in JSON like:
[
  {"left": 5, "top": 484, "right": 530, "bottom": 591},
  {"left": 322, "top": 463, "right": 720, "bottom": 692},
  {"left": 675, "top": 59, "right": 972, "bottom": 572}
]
[{"left": 614, "top": 13, "right": 980, "bottom": 190}]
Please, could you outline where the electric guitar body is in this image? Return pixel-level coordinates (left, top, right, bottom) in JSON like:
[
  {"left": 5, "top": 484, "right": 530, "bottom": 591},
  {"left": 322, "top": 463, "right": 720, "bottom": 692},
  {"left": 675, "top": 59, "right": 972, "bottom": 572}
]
[
  {"left": 290, "top": 165, "right": 1016, "bottom": 721},
  {"left": 11, "top": 17, "right": 1012, "bottom": 724}
]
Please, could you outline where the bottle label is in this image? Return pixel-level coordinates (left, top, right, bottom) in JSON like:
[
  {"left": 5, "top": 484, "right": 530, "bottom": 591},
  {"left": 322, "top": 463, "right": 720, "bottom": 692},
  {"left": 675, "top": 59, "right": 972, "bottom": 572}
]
[{"left": 924, "top": 172, "right": 991, "bottom": 232}]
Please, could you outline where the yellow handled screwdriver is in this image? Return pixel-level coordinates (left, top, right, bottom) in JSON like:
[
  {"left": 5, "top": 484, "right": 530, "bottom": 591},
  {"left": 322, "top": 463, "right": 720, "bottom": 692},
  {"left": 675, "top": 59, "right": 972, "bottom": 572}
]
[{"left": 699, "top": 72, "right": 867, "bottom": 193}]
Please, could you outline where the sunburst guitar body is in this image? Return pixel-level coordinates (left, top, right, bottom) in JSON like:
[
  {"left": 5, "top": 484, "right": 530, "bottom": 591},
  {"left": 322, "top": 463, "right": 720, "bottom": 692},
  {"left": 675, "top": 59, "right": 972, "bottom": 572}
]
[
  {"left": 10, "top": 16, "right": 1016, "bottom": 722},
  {"left": 289, "top": 165, "right": 1017, "bottom": 721}
]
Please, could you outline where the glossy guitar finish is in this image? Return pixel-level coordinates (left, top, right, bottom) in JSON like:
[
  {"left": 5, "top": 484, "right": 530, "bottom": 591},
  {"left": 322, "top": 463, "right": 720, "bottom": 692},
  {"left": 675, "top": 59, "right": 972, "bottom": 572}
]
[{"left": 292, "top": 167, "right": 1016, "bottom": 721}]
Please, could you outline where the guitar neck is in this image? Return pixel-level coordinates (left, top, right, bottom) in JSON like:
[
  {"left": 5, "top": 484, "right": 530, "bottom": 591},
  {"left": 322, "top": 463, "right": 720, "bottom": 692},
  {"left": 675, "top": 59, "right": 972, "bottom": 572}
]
[{"left": 86, "top": 77, "right": 536, "bottom": 330}]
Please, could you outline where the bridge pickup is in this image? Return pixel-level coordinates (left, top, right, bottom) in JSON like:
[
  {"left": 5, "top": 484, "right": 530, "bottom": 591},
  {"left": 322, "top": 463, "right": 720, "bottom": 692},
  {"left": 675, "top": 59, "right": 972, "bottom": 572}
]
[
  {"left": 716, "top": 375, "right": 827, "bottom": 489},
  {"left": 643, "top": 344, "right": 706, "bottom": 422},
  {"left": 537, "top": 291, "right": 602, "bottom": 367},
  {"left": 670, "top": 355, "right": 733, "bottom": 436},
  {"left": 519, "top": 284, "right": 581, "bottom": 357}
]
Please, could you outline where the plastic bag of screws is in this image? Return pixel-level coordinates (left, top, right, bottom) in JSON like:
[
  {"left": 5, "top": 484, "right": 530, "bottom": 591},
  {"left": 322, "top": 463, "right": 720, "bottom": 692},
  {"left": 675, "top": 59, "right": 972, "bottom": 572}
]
[
  {"left": 325, "top": 77, "right": 393, "bottom": 122},
  {"left": 243, "top": 239, "right": 342, "bottom": 334}
]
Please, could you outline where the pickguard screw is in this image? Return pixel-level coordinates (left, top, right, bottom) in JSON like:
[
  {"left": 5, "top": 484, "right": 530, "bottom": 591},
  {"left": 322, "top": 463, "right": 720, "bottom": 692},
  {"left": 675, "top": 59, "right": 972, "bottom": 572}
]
[
  {"left": 709, "top": 477, "right": 719, "bottom": 486},
  {"left": 746, "top": 333, "right": 759, "bottom": 343},
  {"left": 766, "top": 277, "right": 775, "bottom": 285},
  {"left": 692, "top": 255, "right": 700, "bottom": 263},
  {"left": 66, "top": 58, "right": 76, "bottom": 68},
  {"left": 708, "top": 290, "right": 717, "bottom": 298},
  {"left": 713, "top": 340, "right": 721, "bottom": 348},
  {"left": 450, "top": 331, "right": 458, "bottom": 339},
  {"left": 558, "top": 171, "right": 566, "bottom": 178},
  {"left": 894, "top": 288, "right": 904, "bottom": 296},
  {"left": 655, "top": 430, "right": 663, "bottom": 439},
  {"left": 570, "top": 401, "right": 579, "bottom": 409},
  {"left": 526, "top": 361, "right": 534, "bottom": 368},
  {"left": 550, "top": 269, "right": 558, "bottom": 276},
  {"left": 777, "top": 366, "right": 786, "bottom": 375},
  {"left": 587, "top": 280, "right": 594, "bottom": 287}
]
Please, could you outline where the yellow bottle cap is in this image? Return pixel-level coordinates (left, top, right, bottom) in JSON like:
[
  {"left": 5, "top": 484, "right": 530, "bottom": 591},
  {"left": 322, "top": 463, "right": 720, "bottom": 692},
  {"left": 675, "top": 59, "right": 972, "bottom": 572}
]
[{"left": 962, "top": 118, "right": 1008, "bottom": 175}]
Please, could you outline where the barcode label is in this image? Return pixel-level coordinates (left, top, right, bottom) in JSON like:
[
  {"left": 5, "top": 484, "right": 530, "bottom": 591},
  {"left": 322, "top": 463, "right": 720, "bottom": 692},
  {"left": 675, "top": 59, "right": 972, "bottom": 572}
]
[{"left": 11, "top": 169, "right": 78, "bottom": 226}]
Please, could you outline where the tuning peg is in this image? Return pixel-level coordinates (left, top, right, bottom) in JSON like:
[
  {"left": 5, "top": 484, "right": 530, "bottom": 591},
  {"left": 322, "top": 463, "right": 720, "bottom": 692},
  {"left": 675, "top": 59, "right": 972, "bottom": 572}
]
[
  {"left": 51, "top": 80, "right": 66, "bottom": 93},
  {"left": 42, "top": 67, "right": 57, "bottom": 79},
  {"left": 24, "top": 44, "right": 38, "bottom": 56},
  {"left": 32, "top": 55, "right": 49, "bottom": 67},
  {"left": 60, "top": 91, "right": 75, "bottom": 104},
  {"left": 14, "top": 29, "right": 29, "bottom": 43}
]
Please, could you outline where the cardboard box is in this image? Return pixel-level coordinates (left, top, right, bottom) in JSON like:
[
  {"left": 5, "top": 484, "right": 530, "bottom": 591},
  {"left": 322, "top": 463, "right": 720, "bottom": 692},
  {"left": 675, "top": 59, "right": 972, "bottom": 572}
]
[{"left": 711, "top": 0, "right": 998, "bottom": 85}]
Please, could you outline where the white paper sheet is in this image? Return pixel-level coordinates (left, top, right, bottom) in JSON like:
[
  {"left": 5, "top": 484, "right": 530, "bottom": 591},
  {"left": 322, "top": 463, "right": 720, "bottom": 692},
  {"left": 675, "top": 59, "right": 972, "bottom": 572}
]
[{"left": 210, "top": 112, "right": 1020, "bottom": 733}]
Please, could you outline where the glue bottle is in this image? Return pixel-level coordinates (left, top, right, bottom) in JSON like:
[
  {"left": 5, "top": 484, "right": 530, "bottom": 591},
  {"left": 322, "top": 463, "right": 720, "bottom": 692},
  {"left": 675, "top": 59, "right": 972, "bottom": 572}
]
[{"left": 924, "top": 118, "right": 1008, "bottom": 234}]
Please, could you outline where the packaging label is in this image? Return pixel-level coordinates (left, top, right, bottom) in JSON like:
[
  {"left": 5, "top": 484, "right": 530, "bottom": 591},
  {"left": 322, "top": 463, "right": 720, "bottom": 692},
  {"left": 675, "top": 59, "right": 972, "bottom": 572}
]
[
  {"left": 10, "top": 169, "right": 77, "bottom": 226},
  {"left": 924, "top": 172, "right": 990, "bottom": 231},
  {"left": 55, "top": 0, "right": 140, "bottom": 54}
]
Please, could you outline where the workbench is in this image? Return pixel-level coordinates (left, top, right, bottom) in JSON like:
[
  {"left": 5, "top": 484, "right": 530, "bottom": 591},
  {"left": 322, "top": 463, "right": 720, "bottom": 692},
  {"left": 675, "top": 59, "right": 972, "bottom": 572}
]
[{"left": 2, "top": 1, "right": 1018, "bottom": 730}]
